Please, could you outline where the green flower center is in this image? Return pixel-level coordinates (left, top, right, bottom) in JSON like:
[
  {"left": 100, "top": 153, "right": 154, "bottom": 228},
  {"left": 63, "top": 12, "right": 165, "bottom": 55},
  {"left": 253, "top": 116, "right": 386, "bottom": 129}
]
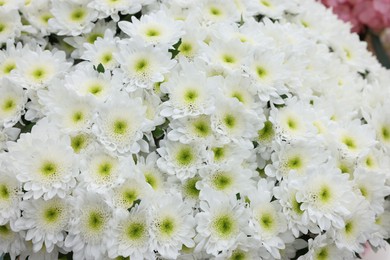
[
  {"left": 192, "top": 119, "right": 211, "bottom": 137},
  {"left": 256, "top": 66, "right": 267, "bottom": 78},
  {"left": 88, "top": 211, "right": 105, "bottom": 231},
  {"left": 101, "top": 53, "right": 113, "bottom": 64},
  {"left": 44, "top": 207, "right": 61, "bottom": 223},
  {"left": 122, "top": 189, "right": 138, "bottom": 205},
  {"left": 209, "top": 6, "right": 222, "bottom": 16},
  {"left": 88, "top": 84, "right": 103, "bottom": 95},
  {"left": 344, "top": 220, "right": 354, "bottom": 234},
  {"left": 212, "top": 147, "right": 226, "bottom": 161},
  {"left": 212, "top": 172, "right": 232, "bottom": 190},
  {"left": 87, "top": 33, "right": 103, "bottom": 44},
  {"left": 144, "top": 172, "right": 157, "bottom": 189},
  {"left": 40, "top": 161, "right": 58, "bottom": 177},
  {"left": 71, "top": 134, "right": 88, "bottom": 153},
  {"left": 175, "top": 146, "right": 195, "bottom": 166},
  {"left": 259, "top": 212, "right": 275, "bottom": 230},
  {"left": 40, "top": 13, "right": 53, "bottom": 24},
  {"left": 113, "top": 120, "right": 128, "bottom": 135},
  {"left": 178, "top": 42, "right": 193, "bottom": 55},
  {"left": 98, "top": 162, "right": 113, "bottom": 177},
  {"left": 229, "top": 250, "right": 247, "bottom": 260},
  {"left": 258, "top": 121, "right": 274, "bottom": 141},
  {"left": 0, "top": 184, "right": 9, "bottom": 200},
  {"left": 212, "top": 214, "right": 236, "bottom": 238},
  {"left": 359, "top": 186, "right": 368, "bottom": 198},
  {"left": 287, "top": 156, "right": 302, "bottom": 170},
  {"left": 184, "top": 89, "right": 199, "bottom": 103},
  {"left": 72, "top": 111, "right": 84, "bottom": 123},
  {"left": 0, "top": 23, "right": 6, "bottom": 33},
  {"left": 134, "top": 58, "right": 149, "bottom": 72},
  {"left": 31, "top": 67, "right": 46, "bottom": 80},
  {"left": 0, "top": 224, "right": 10, "bottom": 236},
  {"left": 157, "top": 217, "right": 176, "bottom": 237},
  {"left": 231, "top": 91, "right": 244, "bottom": 103},
  {"left": 261, "top": 0, "right": 271, "bottom": 7},
  {"left": 223, "top": 114, "right": 236, "bottom": 129},
  {"left": 146, "top": 28, "right": 160, "bottom": 37},
  {"left": 292, "top": 196, "right": 303, "bottom": 215},
  {"left": 381, "top": 126, "right": 390, "bottom": 141},
  {"left": 318, "top": 185, "right": 332, "bottom": 203},
  {"left": 183, "top": 177, "right": 200, "bottom": 198},
  {"left": 3, "top": 62, "right": 15, "bottom": 74},
  {"left": 1, "top": 98, "right": 15, "bottom": 112},
  {"left": 286, "top": 117, "right": 297, "bottom": 130},
  {"left": 342, "top": 136, "right": 356, "bottom": 150},
  {"left": 70, "top": 8, "right": 86, "bottom": 22},
  {"left": 315, "top": 247, "right": 329, "bottom": 260},
  {"left": 222, "top": 54, "right": 236, "bottom": 64},
  {"left": 126, "top": 222, "right": 146, "bottom": 240}
]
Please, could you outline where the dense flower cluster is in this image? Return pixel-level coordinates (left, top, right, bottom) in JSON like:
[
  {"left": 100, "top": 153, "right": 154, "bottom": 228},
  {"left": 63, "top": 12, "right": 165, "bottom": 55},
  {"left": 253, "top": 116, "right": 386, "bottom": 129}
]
[
  {"left": 0, "top": 0, "right": 390, "bottom": 259},
  {"left": 321, "top": 0, "right": 390, "bottom": 33}
]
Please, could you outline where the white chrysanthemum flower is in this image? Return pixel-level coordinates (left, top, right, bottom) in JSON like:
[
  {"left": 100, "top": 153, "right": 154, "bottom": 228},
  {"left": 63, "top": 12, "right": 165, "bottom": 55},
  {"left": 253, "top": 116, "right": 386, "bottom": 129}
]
[
  {"left": 366, "top": 103, "right": 390, "bottom": 151},
  {"left": 156, "top": 139, "right": 206, "bottom": 181},
  {"left": 49, "top": 1, "right": 98, "bottom": 36},
  {"left": 197, "top": 163, "right": 255, "bottom": 198},
  {"left": 149, "top": 193, "right": 196, "bottom": 259},
  {"left": 0, "top": 41, "right": 26, "bottom": 79},
  {"left": 206, "top": 141, "right": 252, "bottom": 166},
  {"left": 160, "top": 61, "right": 216, "bottom": 119},
  {"left": 14, "top": 197, "right": 70, "bottom": 253},
  {"left": 64, "top": 62, "right": 121, "bottom": 102},
  {"left": 89, "top": 0, "right": 142, "bottom": 21},
  {"left": 331, "top": 199, "right": 375, "bottom": 254},
  {"left": 195, "top": 193, "right": 250, "bottom": 256},
  {"left": 81, "top": 31, "right": 120, "bottom": 70},
  {"left": 295, "top": 164, "right": 354, "bottom": 231},
  {"left": 0, "top": 222, "right": 26, "bottom": 260},
  {"left": 0, "top": 10, "right": 22, "bottom": 44},
  {"left": 352, "top": 168, "right": 390, "bottom": 214},
  {"left": 247, "top": 179, "right": 287, "bottom": 258},
  {"left": 167, "top": 115, "right": 215, "bottom": 144},
  {"left": 119, "top": 10, "right": 184, "bottom": 48},
  {"left": 93, "top": 94, "right": 151, "bottom": 154},
  {"left": 38, "top": 83, "right": 95, "bottom": 133},
  {"left": 12, "top": 48, "right": 71, "bottom": 90},
  {"left": 107, "top": 204, "right": 154, "bottom": 259},
  {"left": 21, "top": 0, "right": 54, "bottom": 36},
  {"left": 211, "top": 98, "right": 263, "bottom": 146},
  {"left": 0, "top": 78, "right": 26, "bottom": 128},
  {"left": 197, "top": 0, "right": 240, "bottom": 24},
  {"left": 265, "top": 139, "right": 329, "bottom": 180},
  {"left": 200, "top": 38, "right": 248, "bottom": 73},
  {"left": 65, "top": 191, "right": 112, "bottom": 260},
  {"left": 8, "top": 121, "right": 78, "bottom": 200},
  {"left": 78, "top": 150, "right": 128, "bottom": 193},
  {"left": 0, "top": 160, "right": 21, "bottom": 223},
  {"left": 274, "top": 178, "right": 321, "bottom": 238},
  {"left": 137, "top": 152, "right": 166, "bottom": 193},
  {"left": 115, "top": 40, "right": 176, "bottom": 90}
]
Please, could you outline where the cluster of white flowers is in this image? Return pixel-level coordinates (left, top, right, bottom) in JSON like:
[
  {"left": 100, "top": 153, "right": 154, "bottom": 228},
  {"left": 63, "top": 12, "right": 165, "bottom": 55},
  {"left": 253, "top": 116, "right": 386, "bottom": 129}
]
[{"left": 0, "top": 0, "right": 390, "bottom": 259}]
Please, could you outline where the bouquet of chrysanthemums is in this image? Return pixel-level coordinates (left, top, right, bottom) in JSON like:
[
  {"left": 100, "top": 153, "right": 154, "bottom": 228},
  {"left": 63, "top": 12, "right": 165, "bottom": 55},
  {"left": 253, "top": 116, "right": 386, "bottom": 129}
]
[{"left": 0, "top": 0, "right": 390, "bottom": 259}]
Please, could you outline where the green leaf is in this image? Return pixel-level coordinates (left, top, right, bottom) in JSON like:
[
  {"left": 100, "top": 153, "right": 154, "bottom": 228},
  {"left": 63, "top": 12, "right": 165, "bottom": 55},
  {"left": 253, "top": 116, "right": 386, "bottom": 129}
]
[{"left": 96, "top": 63, "right": 105, "bottom": 73}]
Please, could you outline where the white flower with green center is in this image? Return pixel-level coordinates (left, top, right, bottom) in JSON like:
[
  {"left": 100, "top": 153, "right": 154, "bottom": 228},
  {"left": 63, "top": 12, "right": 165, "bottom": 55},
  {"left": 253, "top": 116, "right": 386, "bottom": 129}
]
[
  {"left": 0, "top": 10, "right": 22, "bottom": 44},
  {"left": 64, "top": 62, "right": 117, "bottom": 101},
  {"left": 81, "top": 34, "right": 119, "bottom": 70},
  {"left": 295, "top": 165, "right": 354, "bottom": 231},
  {"left": 167, "top": 115, "right": 214, "bottom": 144},
  {"left": 115, "top": 39, "right": 176, "bottom": 90},
  {"left": 49, "top": 1, "right": 98, "bottom": 36},
  {"left": 149, "top": 193, "right": 195, "bottom": 259},
  {"left": 0, "top": 221, "right": 26, "bottom": 260},
  {"left": 89, "top": 0, "right": 142, "bottom": 21},
  {"left": 266, "top": 139, "right": 329, "bottom": 180},
  {"left": 137, "top": 152, "right": 166, "bottom": 193},
  {"left": 352, "top": 168, "right": 390, "bottom": 214},
  {"left": 14, "top": 197, "right": 70, "bottom": 253},
  {"left": 220, "top": 74, "right": 258, "bottom": 110},
  {"left": 160, "top": 63, "right": 215, "bottom": 119},
  {"left": 119, "top": 10, "right": 183, "bottom": 47},
  {"left": 195, "top": 194, "right": 250, "bottom": 256},
  {"left": 79, "top": 151, "right": 125, "bottom": 193},
  {"left": 156, "top": 140, "right": 205, "bottom": 181},
  {"left": 0, "top": 165, "right": 21, "bottom": 221},
  {"left": 200, "top": 0, "right": 239, "bottom": 24},
  {"left": 111, "top": 177, "right": 151, "bottom": 211},
  {"left": 107, "top": 205, "right": 154, "bottom": 259},
  {"left": 304, "top": 234, "right": 354, "bottom": 260},
  {"left": 65, "top": 191, "right": 112, "bottom": 259},
  {"left": 198, "top": 163, "right": 254, "bottom": 197},
  {"left": 9, "top": 127, "right": 78, "bottom": 200},
  {"left": 207, "top": 142, "right": 252, "bottom": 166},
  {"left": 366, "top": 103, "right": 390, "bottom": 151},
  {"left": 0, "top": 78, "right": 26, "bottom": 128},
  {"left": 13, "top": 48, "right": 71, "bottom": 90},
  {"left": 211, "top": 99, "right": 262, "bottom": 145},
  {"left": 93, "top": 95, "right": 150, "bottom": 154}
]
